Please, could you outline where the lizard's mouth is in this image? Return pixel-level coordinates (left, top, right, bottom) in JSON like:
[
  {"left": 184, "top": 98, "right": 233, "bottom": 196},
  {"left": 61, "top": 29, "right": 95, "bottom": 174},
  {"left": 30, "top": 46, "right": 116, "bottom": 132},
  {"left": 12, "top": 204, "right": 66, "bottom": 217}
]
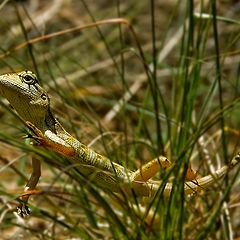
[{"left": 0, "top": 81, "right": 31, "bottom": 103}]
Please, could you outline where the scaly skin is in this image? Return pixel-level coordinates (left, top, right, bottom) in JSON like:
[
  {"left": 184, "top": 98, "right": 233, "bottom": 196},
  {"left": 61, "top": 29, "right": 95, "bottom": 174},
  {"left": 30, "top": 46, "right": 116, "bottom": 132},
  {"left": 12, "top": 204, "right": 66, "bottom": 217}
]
[{"left": 0, "top": 70, "right": 239, "bottom": 217}]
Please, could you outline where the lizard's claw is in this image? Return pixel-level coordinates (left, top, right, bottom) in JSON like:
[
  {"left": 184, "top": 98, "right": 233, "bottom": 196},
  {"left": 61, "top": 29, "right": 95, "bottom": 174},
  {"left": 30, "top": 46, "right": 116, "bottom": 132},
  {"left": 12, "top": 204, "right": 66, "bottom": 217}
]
[
  {"left": 17, "top": 204, "right": 31, "bottom": 218},
  {"left": 25, "top": 121, "right": 47, "bottom": 146}
]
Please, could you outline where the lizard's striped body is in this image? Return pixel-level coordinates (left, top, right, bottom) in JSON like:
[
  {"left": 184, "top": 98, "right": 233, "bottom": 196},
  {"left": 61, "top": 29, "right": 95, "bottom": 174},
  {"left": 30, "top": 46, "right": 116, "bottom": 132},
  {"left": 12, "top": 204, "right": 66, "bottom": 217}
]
[{"left": 0, "top": 70, "right": 239, "bottom": 217}]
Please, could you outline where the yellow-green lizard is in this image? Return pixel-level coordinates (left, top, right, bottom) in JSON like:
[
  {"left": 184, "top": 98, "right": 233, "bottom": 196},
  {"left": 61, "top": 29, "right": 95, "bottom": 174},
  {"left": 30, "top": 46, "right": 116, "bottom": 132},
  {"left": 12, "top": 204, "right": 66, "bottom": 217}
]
[{"left": 0, "top": 70, "right": 239, "bottom": 217}]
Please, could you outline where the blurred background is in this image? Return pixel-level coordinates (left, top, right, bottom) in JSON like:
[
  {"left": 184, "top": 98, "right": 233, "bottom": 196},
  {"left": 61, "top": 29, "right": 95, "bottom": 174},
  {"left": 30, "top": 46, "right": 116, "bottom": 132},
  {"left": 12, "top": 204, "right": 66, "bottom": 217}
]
[{"left": 0, "top": 1, "right": 240, "bottom": 239}]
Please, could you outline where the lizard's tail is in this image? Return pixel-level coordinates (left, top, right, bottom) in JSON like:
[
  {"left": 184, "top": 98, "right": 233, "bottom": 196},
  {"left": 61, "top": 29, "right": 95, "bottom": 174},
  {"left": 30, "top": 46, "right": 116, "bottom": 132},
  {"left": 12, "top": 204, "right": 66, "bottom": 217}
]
[{"left": 133, "top": 152, "right": 240, "bottom": 197}]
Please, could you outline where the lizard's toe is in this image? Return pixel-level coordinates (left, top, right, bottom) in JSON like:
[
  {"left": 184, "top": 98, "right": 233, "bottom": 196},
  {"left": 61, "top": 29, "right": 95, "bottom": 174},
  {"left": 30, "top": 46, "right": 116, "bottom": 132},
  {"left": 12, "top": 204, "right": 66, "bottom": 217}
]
[{"left": 17, "top": 204, "right": 31, "bottom": 218}]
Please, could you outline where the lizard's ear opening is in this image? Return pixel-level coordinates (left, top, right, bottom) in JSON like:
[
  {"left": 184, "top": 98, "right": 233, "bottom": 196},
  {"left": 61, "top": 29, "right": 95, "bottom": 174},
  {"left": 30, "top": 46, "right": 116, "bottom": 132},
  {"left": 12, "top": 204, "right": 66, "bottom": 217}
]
[
  {"left": 41, "top": 93, "right": 48, "bottom": 100},
  {"left": 30, "top": 94, "right": 50, "bottom": 114}
]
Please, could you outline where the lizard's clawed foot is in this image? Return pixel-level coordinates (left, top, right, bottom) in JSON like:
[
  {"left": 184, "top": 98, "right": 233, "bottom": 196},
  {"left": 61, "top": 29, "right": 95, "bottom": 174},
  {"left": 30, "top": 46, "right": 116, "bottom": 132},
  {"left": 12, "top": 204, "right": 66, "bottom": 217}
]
[
  {"left": 26, "top": 121, "right": 45, "bottom": 140},
  {"left": 17, "top": 203, "right": 31, "bottom": 218}
]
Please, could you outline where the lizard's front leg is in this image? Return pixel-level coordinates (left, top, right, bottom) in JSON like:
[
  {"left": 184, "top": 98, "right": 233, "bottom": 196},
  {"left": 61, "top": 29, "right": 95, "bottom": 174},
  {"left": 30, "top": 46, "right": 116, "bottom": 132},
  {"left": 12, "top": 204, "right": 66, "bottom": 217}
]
[
  {"left": 17, "top": 156, "right": 41, "bottom": 217},
  {"left": 17, "top": 122, "right": 75, "bottom": 217},
  {"left": 26, "top": 121, "right": 75, "bottom": 157}
]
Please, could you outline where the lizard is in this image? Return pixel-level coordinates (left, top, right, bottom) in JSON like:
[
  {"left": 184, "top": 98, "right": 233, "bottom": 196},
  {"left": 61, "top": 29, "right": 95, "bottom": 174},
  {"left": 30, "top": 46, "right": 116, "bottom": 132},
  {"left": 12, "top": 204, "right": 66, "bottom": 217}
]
[{"left": 0, "top": 70, "right": 239, "bottom": 217}]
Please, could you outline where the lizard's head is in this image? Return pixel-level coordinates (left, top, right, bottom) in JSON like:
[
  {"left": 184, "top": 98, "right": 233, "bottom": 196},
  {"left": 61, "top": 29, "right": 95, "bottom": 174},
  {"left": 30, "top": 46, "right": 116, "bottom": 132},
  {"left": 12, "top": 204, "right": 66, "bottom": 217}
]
[{"left": 0, "top": 70, "right": 52, "bottom": 130}]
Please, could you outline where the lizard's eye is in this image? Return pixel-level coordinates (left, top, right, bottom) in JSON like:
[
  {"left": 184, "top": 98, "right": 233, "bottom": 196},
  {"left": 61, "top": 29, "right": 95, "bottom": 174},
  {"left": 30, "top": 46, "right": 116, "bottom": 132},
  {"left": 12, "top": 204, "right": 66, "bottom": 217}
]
[
  {"left": 23, "top": 74, "right": 36, "bottom": 84},
  {"left": 19, "top": 71, "right": 38, "bottom": 85},
  {"left": 41, "top": 93, "right": 48, "bottom": 100}
]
